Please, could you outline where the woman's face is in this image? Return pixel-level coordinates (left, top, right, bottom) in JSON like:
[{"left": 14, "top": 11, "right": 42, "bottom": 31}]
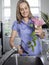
[{"left": 19, "top": 2, "right": 29, "bottom": 18}]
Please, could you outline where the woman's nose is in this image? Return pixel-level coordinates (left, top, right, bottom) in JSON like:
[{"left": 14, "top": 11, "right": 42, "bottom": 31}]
[{"left": 23, "top": 9, "right": 26, "bottom": 13}]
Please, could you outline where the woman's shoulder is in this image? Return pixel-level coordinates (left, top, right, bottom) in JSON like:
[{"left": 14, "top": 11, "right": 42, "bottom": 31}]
[
  {"left": 12, "top": 20, "right": 19, "bottom": 28},
  {"left": 12, "top": 20, "right": 19, "bottom": 31},
  {"left": 13, "top": 20, "right": 18, "bottom": 24}
]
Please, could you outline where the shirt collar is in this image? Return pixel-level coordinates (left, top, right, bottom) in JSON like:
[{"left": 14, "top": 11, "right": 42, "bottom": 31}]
[{"left": 21, "top": 19, "right": 32, "bottom": 25}]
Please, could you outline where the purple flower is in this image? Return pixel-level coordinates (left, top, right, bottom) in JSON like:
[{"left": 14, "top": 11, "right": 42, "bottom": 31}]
[{"left": 32, "top": 18, "right": 46, "bottom": 26}]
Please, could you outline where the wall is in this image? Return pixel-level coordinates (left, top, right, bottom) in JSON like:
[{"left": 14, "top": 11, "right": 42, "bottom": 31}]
[
  {"left": 41, "top": 0, "right": 49, "bottom": 15},
  {"left": 0, "top": 0, "right": 2, "bottom": 21},
  {"left": 11, "top": 0, "right": 18, "bottom": 23}
]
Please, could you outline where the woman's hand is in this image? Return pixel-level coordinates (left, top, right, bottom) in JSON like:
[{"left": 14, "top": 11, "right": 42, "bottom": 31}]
[
  {"left": 18, "top": 48, "right": 23, "bottom": 55},
  {"left": 35, "top": 27, "right": 42, "bottom": 36},
  {"left": 17, "top": 45, "right": 23, "bottom": 55},
  {"left": 35, "top": 26, "right": 45, "bottom": 38}
]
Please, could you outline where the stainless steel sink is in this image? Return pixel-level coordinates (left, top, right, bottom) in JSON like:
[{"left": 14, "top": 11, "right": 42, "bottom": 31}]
[
  {"left": 18, "top": 56, "right": 43, "bottom": 65},
  {"left": 0, "top": 49, "right": 49, "bottom": 65},
  {"left": 3, "top": 54, "right": 44, "bottom": 65}
]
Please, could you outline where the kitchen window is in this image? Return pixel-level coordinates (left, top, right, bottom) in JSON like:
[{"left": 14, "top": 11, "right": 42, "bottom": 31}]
[
  {"left": 2, "top": 0, "right": 11, "bottom": 35},
  {"left": 27, "top": 0, "right": 41, "bottom": 17}
]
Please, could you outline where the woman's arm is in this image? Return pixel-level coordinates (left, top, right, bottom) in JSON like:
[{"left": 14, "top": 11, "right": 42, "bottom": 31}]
[
  {"left": 9, "top": 30, "right": 23, "bottom": 54},
  {"left": 9, "top": 30, "right": 17, "bottom": 48}
]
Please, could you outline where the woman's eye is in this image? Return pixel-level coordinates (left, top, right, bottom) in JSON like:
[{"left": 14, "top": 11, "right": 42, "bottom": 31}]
[
  {"left": 20, "top": 8, "right": 24, "bottom": 11},
  {"left": 20, "top": 7, "right": 28, "bottom": 12}
]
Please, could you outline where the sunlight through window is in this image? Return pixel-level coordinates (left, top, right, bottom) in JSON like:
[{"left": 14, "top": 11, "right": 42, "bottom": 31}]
[
  {"left": 4, "top": 0, "right": 11, "bottom": 7},
  {"left": 27, "top": 0, "right": 39, "bottom": 7},
  {"left": 4, "top": 8, "right": 11, "bottom": 17},
  {"left": 27, "top": 0, "right": 40, "bottom": 17}
]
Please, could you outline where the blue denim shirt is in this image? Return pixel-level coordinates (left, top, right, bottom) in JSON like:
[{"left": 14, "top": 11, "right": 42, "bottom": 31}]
[{"left": 12, "top": 19, "right": 42, "bottom": 56}]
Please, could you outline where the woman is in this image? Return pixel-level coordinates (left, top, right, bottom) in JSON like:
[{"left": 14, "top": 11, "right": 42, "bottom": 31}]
[{"left": 10, "top": 0, "right": 44, "bottom": 56}]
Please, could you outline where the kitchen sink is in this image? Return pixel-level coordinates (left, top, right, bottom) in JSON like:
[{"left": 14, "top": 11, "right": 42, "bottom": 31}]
[{"left": 0, "top": 49, "right": 49, "bottom": 65}]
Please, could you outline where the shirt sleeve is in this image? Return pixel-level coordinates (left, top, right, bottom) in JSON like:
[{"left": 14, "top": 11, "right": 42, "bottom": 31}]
[{"left": 12, "top": 21, "right": 18, "bottom": 32}]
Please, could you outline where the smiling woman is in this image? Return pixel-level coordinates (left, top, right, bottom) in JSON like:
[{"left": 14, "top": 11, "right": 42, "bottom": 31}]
[{"left": 10, "top": 0, "right": 44, "bottom": 56}]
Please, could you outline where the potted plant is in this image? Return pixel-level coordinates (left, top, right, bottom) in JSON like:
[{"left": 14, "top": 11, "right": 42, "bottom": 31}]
[{"left": 41, "top": 12, "right": 49, "bottom": 28}]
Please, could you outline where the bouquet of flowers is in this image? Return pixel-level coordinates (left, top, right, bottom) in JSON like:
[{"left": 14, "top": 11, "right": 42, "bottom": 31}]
[
  {"left": 28, "top": 18, "right": 45, "bottom": 51},
  {"left": 32, "top": 18, "right": 45, "bottom": 28}
]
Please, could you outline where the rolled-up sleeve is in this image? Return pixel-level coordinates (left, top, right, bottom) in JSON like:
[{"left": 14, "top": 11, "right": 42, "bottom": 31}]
[{"left": 12, "top": 21, "right": 18, "bottom": 31}]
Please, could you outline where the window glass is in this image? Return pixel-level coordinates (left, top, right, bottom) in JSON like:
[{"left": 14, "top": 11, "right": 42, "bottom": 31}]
[
  {"left": 4, "top": 0, "right": 11, "bottom": 7},
  {"left": 3, "top": 0, "right": 11, "bottom": 35},
  {"left": 27, "top": 0, "right": 40, "bottom": 17},
  {"left": 27, "top": 0, "right": 39, "bottom": 7},
  {"left": 30, "top": 8, "right": 40, "bottom": 16},
  {"left": 4, "top": 8, "right": 11, "bottom": 17}
]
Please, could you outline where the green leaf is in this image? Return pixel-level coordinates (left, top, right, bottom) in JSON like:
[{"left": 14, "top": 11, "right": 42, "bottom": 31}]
[
  {"left": 33, "top": 40, "right": 36, "bottom": 46},
  {"left": 31, "top": 45, "right": 34, "bottom": 51},
  {"left": 31, "top": 31, "right": 35, "bottom": 37},
  {"left": 28, "top": 41, "right": 31, "bottom": 48},
  {"left": 28, "top": 41, "right": 31, "bottom": 45},
  {"left": 41, "top": 12, "right": 49, "bottom": 28},
  {"left": 41, "top": 12, "right": 48, "bottom": 20},
  {"left": 29, "top": 24, "right": 33, "bottom": 27},
  {"left": 33, "top": 36, "right": 37, "bottom": 40}
]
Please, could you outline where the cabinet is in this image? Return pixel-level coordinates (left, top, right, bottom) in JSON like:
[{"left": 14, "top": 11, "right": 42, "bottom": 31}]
[{"left": 0, "top": 21, "right": 2, "bottom": 57}]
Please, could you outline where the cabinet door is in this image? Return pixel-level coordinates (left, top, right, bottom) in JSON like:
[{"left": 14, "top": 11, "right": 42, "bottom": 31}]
[{"left": 5, "top": 37, "right": 11, "bottom": 52}]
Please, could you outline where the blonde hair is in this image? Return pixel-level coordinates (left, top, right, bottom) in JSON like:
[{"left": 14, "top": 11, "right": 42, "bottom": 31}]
[{"left": 16, "top": 0, "right": 33, "bottom": 23}]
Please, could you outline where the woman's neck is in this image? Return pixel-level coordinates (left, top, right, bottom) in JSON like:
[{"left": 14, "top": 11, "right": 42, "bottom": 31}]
[{"left": 23, "top": 18, "right": 29, "bottom": 24}]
